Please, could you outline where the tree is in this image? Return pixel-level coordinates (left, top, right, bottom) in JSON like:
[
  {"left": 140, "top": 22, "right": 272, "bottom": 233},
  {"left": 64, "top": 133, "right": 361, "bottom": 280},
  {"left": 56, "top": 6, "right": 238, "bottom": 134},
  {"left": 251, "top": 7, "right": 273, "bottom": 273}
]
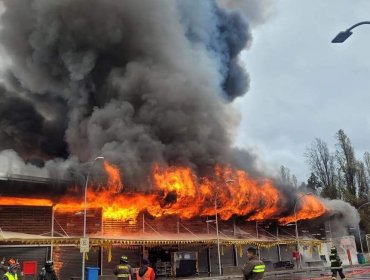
[
  {"left": 363, "top": 152, "right": 370, "bottom": 199},
  {"left": 292, "top": 174, "right": 298, "bottom": 188},
  {"left": 306, "top": 173, "right": 321, "bottom": 194},
  {"left": 280, "top": 165, "right": 291, "bottom": 185},
  {"left": 335, "top": 129, "right": 357, "bottom": 203},
  {"left": 305, "top": 138, "right": 338, "bottom": 199}
]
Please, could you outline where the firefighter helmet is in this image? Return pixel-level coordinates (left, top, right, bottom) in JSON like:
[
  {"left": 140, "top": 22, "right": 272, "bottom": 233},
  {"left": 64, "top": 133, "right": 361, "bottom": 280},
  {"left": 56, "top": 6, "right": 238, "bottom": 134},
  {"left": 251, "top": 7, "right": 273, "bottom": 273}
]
[{"left": 120, "top": 255, "right": 128, "bottom": 263}]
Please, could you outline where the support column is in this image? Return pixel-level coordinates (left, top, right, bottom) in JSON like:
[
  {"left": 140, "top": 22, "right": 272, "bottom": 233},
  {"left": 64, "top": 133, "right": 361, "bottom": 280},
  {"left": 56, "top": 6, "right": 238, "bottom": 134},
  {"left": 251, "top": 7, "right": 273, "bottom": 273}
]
[
  {"left": 207, "top": 247, "right": 212, "bottom": 276},
  {"left": 233, "top": 245, "right": 238, "bottom": 266},
  {"left": 50, "top": 205, "right": 55, "bottom": 261},
  {"left": 100, "top": 209, "right": 104, "bottom": 275},
  {"left": 276, "top": 222, "right": 281, "bottom": 261}
]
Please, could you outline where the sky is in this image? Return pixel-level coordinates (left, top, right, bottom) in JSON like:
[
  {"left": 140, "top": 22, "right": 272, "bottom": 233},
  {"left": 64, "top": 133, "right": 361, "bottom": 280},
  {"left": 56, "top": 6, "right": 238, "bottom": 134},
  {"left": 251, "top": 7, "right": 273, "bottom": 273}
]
[{"left": 234, "top": 0, "right": 370, "bottom": 182}]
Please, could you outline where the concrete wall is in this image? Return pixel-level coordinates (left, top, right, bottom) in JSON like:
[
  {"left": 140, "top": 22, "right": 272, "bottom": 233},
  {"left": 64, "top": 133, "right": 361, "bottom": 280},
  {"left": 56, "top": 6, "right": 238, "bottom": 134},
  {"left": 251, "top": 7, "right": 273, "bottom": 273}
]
[{"left": 333, "top": 236, "right": 359, "bottom": 266}]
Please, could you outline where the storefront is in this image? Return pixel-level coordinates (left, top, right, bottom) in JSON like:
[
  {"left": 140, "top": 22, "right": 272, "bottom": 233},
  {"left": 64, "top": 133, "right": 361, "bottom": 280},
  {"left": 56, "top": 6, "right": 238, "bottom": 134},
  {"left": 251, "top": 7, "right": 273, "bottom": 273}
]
[{"left": 0, "top": 230, "right": 326, "bottom": 278}]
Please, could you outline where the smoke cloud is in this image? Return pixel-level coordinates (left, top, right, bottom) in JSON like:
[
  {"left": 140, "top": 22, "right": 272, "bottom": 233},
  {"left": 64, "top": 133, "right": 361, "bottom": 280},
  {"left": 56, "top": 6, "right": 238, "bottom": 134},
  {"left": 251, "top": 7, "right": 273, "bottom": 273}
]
[
  {"left": 0, "top": 0, "right": 257, "bottom": 186},
  {"left": 324, "top": 199, "right": 360, "bottom": 237},
  {"left": 218, "top": 0, "right": 276, "bottom": 28}
]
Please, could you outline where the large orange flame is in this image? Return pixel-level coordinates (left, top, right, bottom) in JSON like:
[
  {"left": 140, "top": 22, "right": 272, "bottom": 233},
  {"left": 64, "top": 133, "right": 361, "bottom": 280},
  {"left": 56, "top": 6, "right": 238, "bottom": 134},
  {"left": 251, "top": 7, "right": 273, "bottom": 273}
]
[
  {"left": 278, "top": 195, "right": 327, "bottom": 224},
  {"left": 0, "top": 161, "right": 327, "bottom": 224}
]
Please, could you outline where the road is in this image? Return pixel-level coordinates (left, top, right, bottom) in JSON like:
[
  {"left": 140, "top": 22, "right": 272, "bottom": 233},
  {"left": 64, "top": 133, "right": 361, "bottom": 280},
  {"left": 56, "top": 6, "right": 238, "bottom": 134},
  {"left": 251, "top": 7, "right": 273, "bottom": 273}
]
[{"left": 264, "top": 267, "right": 370, "bottom": 279}]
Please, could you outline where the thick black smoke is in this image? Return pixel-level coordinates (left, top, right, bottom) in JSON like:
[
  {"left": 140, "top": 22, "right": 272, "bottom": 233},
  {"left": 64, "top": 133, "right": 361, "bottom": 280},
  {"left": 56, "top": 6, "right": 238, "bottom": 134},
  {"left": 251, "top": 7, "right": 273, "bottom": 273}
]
[{"left": 0, "top": 0, "right": 254, "bottom": 187}]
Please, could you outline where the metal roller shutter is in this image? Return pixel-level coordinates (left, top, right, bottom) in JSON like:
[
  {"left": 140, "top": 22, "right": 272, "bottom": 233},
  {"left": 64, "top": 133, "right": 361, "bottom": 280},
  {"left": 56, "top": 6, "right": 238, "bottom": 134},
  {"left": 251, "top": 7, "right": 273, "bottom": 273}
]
[{"left": 53, "top": 246, "right": 99, "bottom": 280}]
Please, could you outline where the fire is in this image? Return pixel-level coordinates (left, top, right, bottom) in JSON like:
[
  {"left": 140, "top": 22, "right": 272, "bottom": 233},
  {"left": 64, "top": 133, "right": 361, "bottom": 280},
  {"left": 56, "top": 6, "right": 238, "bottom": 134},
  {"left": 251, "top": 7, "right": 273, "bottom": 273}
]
[
  {"left": 0, "top": 197, "right": 53, "bottom": 207},
  {"left": 0, "top": 161, "right": 327, "bottom": 225},
  {"left": 278, "top": 195, "right": 327, "bottom": 225}
]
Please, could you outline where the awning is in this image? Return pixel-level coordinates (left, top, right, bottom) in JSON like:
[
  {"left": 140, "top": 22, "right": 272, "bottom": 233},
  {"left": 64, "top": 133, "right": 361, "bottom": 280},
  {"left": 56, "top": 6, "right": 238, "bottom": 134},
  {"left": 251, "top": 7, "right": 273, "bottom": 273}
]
[{"left": 0, "top": 231, "right": 326, "bottom": 249}]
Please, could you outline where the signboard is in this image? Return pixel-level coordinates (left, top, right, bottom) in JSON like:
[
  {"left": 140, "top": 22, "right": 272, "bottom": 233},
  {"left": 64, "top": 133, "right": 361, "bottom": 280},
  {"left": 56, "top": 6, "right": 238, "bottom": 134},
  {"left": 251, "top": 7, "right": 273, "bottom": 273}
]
[{"left": 80, "top": 237, "right": 90, "bottom": 253}]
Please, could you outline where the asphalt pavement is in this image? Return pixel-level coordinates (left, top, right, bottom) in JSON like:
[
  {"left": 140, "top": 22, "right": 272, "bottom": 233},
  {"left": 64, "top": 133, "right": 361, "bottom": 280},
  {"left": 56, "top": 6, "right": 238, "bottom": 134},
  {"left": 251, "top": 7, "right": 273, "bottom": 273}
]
[{"left": 263, "top": 267, "right": 370, "bottom": 279}]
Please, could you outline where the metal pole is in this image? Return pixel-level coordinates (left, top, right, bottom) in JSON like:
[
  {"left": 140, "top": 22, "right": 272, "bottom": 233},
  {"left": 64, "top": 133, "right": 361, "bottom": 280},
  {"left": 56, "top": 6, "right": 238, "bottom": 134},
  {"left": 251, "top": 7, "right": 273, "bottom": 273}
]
[
  {"left": 366, "top": 234, "right": 370, "bottom": 254},
  {"left": 357, "top": 223, "right": 364, "bottom": 253},
  {"left": 347, "top": 21, "right": 370, "bottom": 31},
  {"left": 357, "top": 202, "right": 370, "bottom": 254},
  {"left": 294, "top": 193, "right": 313, "bottom": 269},
  {"left": 294, "top": 205, "right": 300, "bottom": 269},
  {"left": 50, "top": 205, "right": 55, "bottom": 261},
  {"left": 101, "top": 209, "right": 104, "bottom": 275},
  {"left": 276, "top": 223, "right": 281, "bottom": 261},
  {"left": 82, "top": 156, "right": 104, "bottom": 280},
  {"left": 328, "top": 220, "right": 333, "bottom": 247},
  {"left": 215, "top": 189, "right": 222, "bottom": 276}
]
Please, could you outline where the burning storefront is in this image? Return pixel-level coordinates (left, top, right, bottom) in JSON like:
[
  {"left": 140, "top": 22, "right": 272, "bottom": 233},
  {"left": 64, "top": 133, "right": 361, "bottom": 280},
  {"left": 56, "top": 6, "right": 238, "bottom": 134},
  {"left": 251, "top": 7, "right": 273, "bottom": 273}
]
[
  {"left": 0, "top": 163, "right": 333, "bottom": 279},
  {"left": 0, "top": 0, "right": 362, "bottom": 278}
]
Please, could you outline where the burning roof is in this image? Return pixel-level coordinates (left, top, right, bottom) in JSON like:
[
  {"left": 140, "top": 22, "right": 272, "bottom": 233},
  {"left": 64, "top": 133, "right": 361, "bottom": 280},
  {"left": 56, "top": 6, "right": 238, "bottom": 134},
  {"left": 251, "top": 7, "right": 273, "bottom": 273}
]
[{"left": 0, "top": 161, "right": 327, "bottom": 225}]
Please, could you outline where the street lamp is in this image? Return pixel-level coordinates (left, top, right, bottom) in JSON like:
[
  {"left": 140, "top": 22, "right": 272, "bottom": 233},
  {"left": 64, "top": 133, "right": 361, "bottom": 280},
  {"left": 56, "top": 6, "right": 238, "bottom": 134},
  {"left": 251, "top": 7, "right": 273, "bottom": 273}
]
[
  {"left": 332, "top": 21, "right": 370, "bottom": 43},
  {"left": 215, "top": 179, "right": 235, "bottom": 276},
  {"left": 357, "top": 202, "right": 370, "bottom": 253},
  {"left": 294, "top": 192, "right": 313, "bottom": 269},
  {"left": 81, "top": 156, "right": 104, "bottom": 280}
]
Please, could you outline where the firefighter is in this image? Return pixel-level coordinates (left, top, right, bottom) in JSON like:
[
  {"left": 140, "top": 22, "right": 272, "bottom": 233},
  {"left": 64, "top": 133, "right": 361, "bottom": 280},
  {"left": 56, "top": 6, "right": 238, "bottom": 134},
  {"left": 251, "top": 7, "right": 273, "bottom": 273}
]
[
  {"left": 136, "top": 259, "right": 155, "bottom": 280},
  {"left": 0, "top": 258, "right": 8, "bottom": 274},
  {"left": 2, "top": 259, "right": 18, "bottom": 280},
  {"left": 114, "top": 255, "right": 132, "bottom": 280},
  {"left": 330, "top": 247, "right": 346, "bottom": 280},
  {"left": 242, "top": 247, "right": 265, "bottom": 280},
  {"left": 38, "top": 260, "right": 58, "bottom": 280}
]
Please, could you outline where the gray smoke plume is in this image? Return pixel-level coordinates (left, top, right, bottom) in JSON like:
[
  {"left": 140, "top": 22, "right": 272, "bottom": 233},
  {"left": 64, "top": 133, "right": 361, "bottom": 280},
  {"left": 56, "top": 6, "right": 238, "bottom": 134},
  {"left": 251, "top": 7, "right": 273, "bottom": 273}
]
[
  {"left": 218, "top": 0, "right": 276, "bottom": 28},
  {"left": 323, "top": 199, "right": 360, "bottom": 237},
  {"left": 0, "top": 0, "right": 257, "bottom": 187}
]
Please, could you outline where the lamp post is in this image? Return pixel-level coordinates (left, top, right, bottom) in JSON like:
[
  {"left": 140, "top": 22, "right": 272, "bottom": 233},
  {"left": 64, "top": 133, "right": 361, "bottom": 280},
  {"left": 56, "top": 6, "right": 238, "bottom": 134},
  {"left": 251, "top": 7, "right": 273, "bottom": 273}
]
[
  {"left": 357, "top": 202, "right": 370, "bottom": 253},
  {"left": 81, "top": 156, "right": 104, "bottom": 280},
  {"left": 294, "top": 192, "right": 313, "bottom": 269},
  {"left": 332, "top": 21, "right": 370, "bottom": 43},
  {"left": 215, "top": 179, "right": 235, "bottom": 276}
]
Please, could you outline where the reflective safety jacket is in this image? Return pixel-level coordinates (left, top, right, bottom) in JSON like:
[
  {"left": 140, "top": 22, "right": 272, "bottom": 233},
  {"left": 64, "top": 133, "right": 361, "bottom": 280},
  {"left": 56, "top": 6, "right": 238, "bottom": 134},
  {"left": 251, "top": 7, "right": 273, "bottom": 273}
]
[
  {"left": 3, "top": 272, "right": 18, "bottom": 280},
  {"left": 114, "top": 264, "right": 132, "bottom": 280},
  {"left": 330, "top": 252, "right": 342, "bottom": 269},
  {"left": 243, "top": 256, "right": 265, "bottom": 280},
  {"left": 136, "top": 266, "right": 155, "bottom": 280}
]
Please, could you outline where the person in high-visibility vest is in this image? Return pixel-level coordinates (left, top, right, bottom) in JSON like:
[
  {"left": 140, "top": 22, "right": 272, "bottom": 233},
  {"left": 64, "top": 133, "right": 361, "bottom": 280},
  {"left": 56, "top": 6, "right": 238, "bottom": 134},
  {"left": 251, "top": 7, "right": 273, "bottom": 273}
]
[
  {"left": 114, "top": 255, "right": 132, "bottom": 280},
  {"left": 242, "top": 247, "right": 265, "bottom": 280},
  {"left": 3, "top": 260, "right": 18, "bottom": 280},
  {"left": 330, "top": 247, "right": 346, "bottom": 280},
  {"left": 136, "top": 259, "right": 155, "bottom": 280}
]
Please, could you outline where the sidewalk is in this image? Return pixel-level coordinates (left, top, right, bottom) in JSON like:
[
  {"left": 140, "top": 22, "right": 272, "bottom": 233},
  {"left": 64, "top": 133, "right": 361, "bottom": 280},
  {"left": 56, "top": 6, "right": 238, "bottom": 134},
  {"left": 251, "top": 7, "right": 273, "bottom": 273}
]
[{"left": 166, "top": 264, "right": 370, "bottom": 280}]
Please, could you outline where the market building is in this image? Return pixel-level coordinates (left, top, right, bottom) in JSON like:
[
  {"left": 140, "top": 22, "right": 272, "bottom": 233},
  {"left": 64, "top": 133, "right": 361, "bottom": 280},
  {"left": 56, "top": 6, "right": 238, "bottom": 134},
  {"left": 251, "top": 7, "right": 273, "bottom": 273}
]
[{"left": 0, "top": 175, "right": 359, "bottom": 279}]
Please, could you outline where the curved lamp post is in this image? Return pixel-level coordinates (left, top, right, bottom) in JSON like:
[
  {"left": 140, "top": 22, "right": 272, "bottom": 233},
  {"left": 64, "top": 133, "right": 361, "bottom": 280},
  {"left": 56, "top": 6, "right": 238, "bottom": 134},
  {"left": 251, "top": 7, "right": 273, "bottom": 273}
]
[
  {"left": 81, "top": 156, "right": 104, "bottom": 280},
  {"left": 332, "top": 21, "right": 370, "bottom": 43},
  {"left": 294, "top": 192, "right": 313, "bottom": 269},
  {"left": 357, "top": 202, "right": 370, "bottom": 253}
]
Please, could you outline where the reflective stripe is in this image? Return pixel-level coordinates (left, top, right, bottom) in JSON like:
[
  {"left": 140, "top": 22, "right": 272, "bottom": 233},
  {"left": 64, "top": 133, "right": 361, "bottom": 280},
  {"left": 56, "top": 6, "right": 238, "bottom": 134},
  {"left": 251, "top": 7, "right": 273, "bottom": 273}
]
[
  {"left": 4, "top": 272, "right": 18, "bottom": 280},
  {"left": 117, "top": 274, "right": 129, "bottom": 277},
  {"left": 252, "top": 264, "right": 266, "bottom": 273}
]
